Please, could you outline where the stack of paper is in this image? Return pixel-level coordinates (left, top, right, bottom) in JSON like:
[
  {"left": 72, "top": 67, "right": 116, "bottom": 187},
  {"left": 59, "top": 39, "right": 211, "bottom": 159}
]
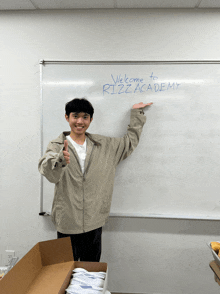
[{"left": 66, "top": 268, "right": 106, "bottom": 294}]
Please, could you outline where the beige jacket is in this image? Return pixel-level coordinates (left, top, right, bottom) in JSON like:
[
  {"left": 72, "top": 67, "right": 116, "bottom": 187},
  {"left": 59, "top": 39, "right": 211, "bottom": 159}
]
[{"left": 38, "top": 109, "right": 146, "bottom": 234}]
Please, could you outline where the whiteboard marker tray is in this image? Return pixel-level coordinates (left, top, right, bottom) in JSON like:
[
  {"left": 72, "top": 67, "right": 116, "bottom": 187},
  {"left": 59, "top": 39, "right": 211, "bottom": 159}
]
[{"left": 208, "top": 242, "right": 220, "bottom": 267}]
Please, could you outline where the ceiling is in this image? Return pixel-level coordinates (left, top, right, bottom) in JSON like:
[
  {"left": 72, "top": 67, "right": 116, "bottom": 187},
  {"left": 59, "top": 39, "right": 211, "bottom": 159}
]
[{"left": 0, "top": 0, "right": 220, "bottom": 11}]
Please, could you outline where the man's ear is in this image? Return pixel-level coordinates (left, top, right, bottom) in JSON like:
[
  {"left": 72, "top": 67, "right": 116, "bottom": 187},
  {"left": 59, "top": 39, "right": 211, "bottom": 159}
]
[
  {"left": 65, "top": 114, "right": 69, "bottom": 122},
  {"left": 90, "top": 117, "right": 93, "bottom": 123}
]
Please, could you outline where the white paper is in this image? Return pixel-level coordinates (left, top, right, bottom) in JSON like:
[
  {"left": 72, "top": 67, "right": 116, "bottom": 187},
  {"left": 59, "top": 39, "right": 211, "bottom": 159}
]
[
  {"left": 66, "top": 284, "right": 102, "bottom": 294},
  {"left": 71, "top": 274, "right": 104, "bottom": 287},
  {"left": 73, "top": 268, "right": 106, "bottom": 278},
  {"left": 66, "top": 268, "right": 106, "bottom": 294}
]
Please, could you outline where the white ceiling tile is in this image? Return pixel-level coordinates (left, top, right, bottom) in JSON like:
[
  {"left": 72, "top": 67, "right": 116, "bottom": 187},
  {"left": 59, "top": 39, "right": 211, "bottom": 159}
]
[
  {"left": 199, "top": 0, "right": 220, "bottom": 8},
  {"left": 31, "top": 0, "right": 115, "bottom": 9},
  {"left": 0, "top": 0, "right": 35, "bottom": 10},
  {"left": 116, "top": 0, "right": 199, "bottom": 9}
]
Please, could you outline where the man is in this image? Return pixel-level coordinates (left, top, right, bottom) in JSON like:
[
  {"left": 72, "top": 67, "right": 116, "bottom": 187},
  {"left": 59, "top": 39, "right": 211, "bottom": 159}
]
[{"left": 38, "top": 98, "right": 152, "bottom": 262}]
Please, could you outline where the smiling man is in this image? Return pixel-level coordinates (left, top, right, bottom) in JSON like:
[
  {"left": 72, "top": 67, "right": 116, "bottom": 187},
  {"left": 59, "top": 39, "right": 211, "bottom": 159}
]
[
  {"left": 66, "top": 112, "right": 92, "bottom": 143},
  {"left": 38, "top": 98, "right": 152, "bottom": 262}
]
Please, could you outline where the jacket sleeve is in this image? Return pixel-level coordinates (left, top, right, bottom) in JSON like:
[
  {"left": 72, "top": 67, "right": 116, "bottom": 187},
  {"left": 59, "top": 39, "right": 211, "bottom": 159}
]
[
  {"left": 113, "top": 108, "right": 147, "bottom": 165},
  {"left": 38, "top": 141, "right": 67, "bottom": 184}
]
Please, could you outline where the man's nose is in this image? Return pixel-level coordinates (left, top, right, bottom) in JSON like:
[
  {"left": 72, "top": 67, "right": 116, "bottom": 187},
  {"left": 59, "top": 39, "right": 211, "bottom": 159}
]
[{"left": 77, "top": 117, "right": 83, "bottom": 123}]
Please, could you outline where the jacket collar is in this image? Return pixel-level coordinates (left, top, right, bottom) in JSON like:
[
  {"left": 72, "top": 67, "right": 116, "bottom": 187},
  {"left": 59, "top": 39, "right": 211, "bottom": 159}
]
[{"left": 52, "top": 132, "right": 101, "bottom": 146}]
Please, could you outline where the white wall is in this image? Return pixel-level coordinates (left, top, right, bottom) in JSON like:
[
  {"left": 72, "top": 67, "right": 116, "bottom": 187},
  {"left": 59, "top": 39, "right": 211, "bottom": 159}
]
[{"left": 1, "top": 9, "right": 220, "bottom": 293}]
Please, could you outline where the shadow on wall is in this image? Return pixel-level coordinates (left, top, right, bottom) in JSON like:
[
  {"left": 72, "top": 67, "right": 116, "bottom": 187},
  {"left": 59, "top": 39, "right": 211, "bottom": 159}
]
[
  {"left": 40, "top": 212, "right": 220, "bottom": 236},
  {"left": 104, "top": 216, "right": 220, "bottom": 236}
]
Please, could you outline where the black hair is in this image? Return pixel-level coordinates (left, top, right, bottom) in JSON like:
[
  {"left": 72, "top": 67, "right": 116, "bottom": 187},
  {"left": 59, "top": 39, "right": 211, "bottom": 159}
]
[{"left": 65, "top": 98, "right": 94, "bottom": 119}]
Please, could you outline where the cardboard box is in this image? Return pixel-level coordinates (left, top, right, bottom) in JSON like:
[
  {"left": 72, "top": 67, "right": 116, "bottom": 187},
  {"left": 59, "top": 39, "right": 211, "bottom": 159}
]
[
  {"left": 209, "top": 261, "right": 220, "bottom": 286},
  {"left": 0, "top": 237, "right": 108, "bottom": 294}
]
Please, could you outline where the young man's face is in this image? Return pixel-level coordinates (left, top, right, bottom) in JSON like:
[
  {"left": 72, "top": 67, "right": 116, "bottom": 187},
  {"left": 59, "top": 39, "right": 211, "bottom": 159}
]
[{"left": 65, "top": 112, "right": 93, "bottom": 136}]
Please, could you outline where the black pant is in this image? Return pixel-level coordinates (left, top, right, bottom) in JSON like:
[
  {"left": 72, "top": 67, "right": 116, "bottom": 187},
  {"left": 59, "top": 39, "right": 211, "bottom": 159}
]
[{"left": 57, "top": 227, "right": 102, "bottom": 262}]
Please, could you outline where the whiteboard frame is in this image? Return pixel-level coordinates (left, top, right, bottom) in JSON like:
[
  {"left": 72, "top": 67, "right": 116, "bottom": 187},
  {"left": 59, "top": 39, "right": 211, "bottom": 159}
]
[{"left": 39, "top": 59, "right": 220, "bottom": 220}]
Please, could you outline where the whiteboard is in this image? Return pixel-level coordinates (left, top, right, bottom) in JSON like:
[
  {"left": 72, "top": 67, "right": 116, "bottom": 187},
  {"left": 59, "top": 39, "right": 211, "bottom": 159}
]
[{"left": 40, "top": 61, "right": 220, "bottom": 219}]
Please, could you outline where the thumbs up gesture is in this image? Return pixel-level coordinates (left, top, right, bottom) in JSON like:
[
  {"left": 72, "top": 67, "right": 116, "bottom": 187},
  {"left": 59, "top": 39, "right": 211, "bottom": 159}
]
[{"left": 63, "top": 140, "right": 70, "bottom": 164}]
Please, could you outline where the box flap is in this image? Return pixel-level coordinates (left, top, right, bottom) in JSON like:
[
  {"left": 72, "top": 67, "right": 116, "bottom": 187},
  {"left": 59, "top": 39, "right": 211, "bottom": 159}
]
[
  {"left": 0, "top": 238, "right": 73, "bottom": 294},
  {"left": 0, "top": 243, "right": 42, "bottom": 294},
  {"left": 26, "top": 261, "right": 74, "bottom": 294},
  {"left": 39, "top": 237, "right": 74, "bottom": 266}
]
